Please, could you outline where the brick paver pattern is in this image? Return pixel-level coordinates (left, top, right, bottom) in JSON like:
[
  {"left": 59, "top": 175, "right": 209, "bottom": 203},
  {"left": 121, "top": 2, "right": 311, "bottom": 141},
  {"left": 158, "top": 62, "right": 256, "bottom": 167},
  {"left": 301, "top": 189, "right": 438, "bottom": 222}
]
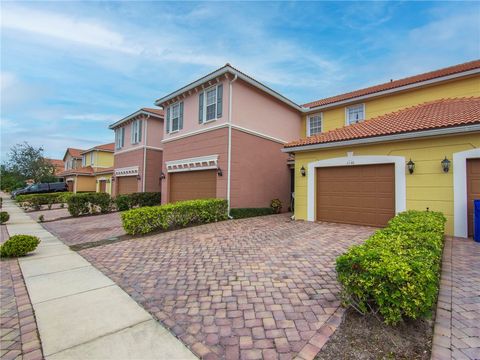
[
  {"left": 80, "top": 214, "right": 375, "bottom": 360},
  {"left": 41, "top": 212, "right": 124, "bottom": 245},
  {"left": 432, "top": 237, "right": 480, "bottom": 360},
  {"left": 0, "top": 226, "right": 43, "bottom": 360},
  {"left": 25, "top": 208, "right": 70, "bottom": 222}
]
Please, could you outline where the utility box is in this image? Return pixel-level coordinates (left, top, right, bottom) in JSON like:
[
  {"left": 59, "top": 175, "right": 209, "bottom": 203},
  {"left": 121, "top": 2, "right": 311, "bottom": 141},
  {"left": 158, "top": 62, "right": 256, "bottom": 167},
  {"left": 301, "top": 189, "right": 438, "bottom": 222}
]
[{"left": 474, "top": 199, "right": 480, "bottom": 242}]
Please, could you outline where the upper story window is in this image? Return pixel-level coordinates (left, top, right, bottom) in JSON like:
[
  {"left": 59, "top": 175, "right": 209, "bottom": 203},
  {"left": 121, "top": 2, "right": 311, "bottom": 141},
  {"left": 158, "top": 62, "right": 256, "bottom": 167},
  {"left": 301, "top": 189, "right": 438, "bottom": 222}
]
[
  {"left": 90, "top": 152, "right": 94, "bottom": 166},
  {"left": 131, "top": 119, "right": 142, "bottom": 144},
  {"left": 82, "top": 155, "right": 86, "bottom": 167},
  {"left": 166, "top": 102, "right": 183, "bottom": 133},
  {"left": 307, "top": 113, "right": 322, "bottom": 136},
  {"left": 345, "top": 104, "right": 365, "bottom": 125},
  {"left": 115, "top": 127, "right": 125, "bottom": 150},
  {"left": 199, "top": 84, "right": 223, "bottom": 124}
]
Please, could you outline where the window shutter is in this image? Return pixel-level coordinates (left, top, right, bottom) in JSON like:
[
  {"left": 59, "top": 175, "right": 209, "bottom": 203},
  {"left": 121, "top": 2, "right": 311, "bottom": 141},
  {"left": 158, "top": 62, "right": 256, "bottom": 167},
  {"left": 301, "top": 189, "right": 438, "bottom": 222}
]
[
  {"left": 217, "top": 84, "right": 223, "bottom": 118},
  {"left": 166, "top": 107, "right": 171, "bottom": 133},
  {"left": 199, "top": 92, "right": 204, "bottom": 123},
  {"left": 179, "top": 102, "right": 184, "bottom": 129},
  {"left": 138, "top": 120, "right": 142, "bottom": 142}
]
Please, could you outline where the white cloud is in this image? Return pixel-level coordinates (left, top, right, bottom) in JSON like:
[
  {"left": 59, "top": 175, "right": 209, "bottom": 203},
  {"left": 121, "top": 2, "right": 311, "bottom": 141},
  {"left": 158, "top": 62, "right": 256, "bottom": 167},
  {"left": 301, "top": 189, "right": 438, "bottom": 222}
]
[{"left": 64, "top": 113, "right": 120, "bottom": 122}]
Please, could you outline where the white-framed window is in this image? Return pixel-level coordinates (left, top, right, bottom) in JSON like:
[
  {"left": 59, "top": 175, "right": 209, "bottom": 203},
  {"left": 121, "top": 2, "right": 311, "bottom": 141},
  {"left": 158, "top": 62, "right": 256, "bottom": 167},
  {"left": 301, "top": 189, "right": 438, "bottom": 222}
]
[
  {"left": 345, "top": 104, "right": 365, "bottom": 125},
  {"left": 82, "top": 156, "right": 86, "bottom": 167},
  {"left": 90, "top": 152, "right": 94, "bottom": 166},
  {"left": 170, "top": 103, "right": 180, "bottom": 132},
  {"left": 115, "top": 127, "right": 125, "bottom": 150},
  {"left": 307, "top": 113, "right": 323, "bottom": 136},
  {"left": 131, "top": 119, "right": 142, "bottom": 144},
  {"left": 199, "top": 84, "right": 223, "bottom": 124}
]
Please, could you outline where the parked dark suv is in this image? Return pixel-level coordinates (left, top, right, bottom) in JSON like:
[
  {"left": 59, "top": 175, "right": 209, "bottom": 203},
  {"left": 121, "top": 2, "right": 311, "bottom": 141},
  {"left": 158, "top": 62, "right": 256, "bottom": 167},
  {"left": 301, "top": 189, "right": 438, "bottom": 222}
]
[{"left": 12, "top": 182, "right": 68, "bottom": 198}]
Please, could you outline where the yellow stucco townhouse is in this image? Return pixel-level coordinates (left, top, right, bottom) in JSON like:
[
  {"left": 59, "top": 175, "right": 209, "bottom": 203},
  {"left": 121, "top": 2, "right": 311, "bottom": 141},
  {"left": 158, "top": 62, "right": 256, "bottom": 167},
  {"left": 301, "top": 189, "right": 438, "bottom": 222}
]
[
  {"left": 57, "top": 143, "right": 115, "bottom": 194},
  {"left": 283, "top": 60, "right": 480, "bottom": 238}
]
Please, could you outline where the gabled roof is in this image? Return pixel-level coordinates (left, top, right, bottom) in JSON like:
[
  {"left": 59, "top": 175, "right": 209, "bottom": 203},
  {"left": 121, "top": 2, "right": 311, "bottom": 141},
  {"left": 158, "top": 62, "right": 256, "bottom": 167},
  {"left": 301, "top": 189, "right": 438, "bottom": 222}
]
[
  {"left": 57, "top": 166, "right": 94, "bottom": 177},
  {"left": 154, "top": 64, "right": 302, "bottom": 111},
  {"left": 285, "top": 97, "right": 480, "bottom": 150},
  {"left": 45, "top": 158, "right": 64, "bottom": 175},
  {"left": 108, "top": 108, "right": 164, "bottom": 130},
  {"left": 63, "top": 148, "right": 85, "bottom": 161},
  {"left": 303, "top": 60, "right": 480, "bottom": 109},
  {"left": 80, "top": 143, "right": 115, "bottom": 154}
]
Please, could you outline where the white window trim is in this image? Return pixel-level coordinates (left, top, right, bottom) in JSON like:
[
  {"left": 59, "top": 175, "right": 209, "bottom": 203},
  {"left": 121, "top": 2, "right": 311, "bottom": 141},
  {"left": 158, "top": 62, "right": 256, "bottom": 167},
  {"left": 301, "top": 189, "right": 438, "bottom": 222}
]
[
  {"left": 90, "top": 152, "right": 94, "bottom": 166},
  {"left": 82, "top": 156, "right": 86, "bottom": 167},
  {"left": 345, "top": 103, "right": 366, "bottom": 126},
  {"left": 170, "top": 102, "right": 181, "bottom": 133},
  {"left": 131, "top": 119, "right": 142, "bottom": 144},
  {"left": 306, "top": 154, "right": 406, "bottom": 221},
  {"left": 115, "top": 128, "right": 123, "bottom": 150},
  {"left": 453, "top": 148, "right": 480, "bottom": 238},
  {"left": 201, "top": 85, "right": 219, "bottom": 124},
  {"left": 306, "top": 113, "right": 323, "bottom": 136}
]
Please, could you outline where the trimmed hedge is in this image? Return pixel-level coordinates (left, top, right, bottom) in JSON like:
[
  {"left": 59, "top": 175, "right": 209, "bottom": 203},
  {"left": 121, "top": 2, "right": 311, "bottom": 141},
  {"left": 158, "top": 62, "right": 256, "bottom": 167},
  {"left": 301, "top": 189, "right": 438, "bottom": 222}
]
[
  {"left": 17, "top": 192, "right": 73, "bottom": 210},
  {"left": 0, "top": 211, "right": 9, "bottom": 224},
  {"left": 0, "top": 235, "right": 40, "bottom": 257},
  {"left": 115, "top": 192, "right": 161, "bottom": 211},
  {"left": 336, "top": 210, "right": 446, "bottom": 325},
  {"left": 67, "top": 193, "right": 113, "bottom": 216},
  {"left": 121, "top": 199, "right": 228, "bottom": 235},
  {"left": 230, "top": 208, "right": 274, "bottom": 219}
]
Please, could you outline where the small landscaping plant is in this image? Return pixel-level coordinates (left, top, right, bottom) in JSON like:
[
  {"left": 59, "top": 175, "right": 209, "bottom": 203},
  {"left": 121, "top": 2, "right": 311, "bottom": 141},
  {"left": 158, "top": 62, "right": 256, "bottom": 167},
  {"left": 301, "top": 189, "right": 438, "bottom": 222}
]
[
  {"left": 121, "top": 199, "right": 228, "bottom": 235},
  {"left": 115, "top": 192, "right": 161, "bottom": 211},
  {"left": 0, "top": 235, "right": 40, "bottom": 257},
  {"left": 67, "top": 193, "right": 113, "bottom": 216},
  {"left": 16, "top": 193, "right": 72, "bottom": 211},
  {"left": 270, "top": 199, "right": 282, "bottom": 214},
  {"left": 230, "top": 208, "right": 274, "bottom": 219},
  {"left": 38, "top": 215, "right": 45, "bottom": 223},
  {"left": 0, "top": 211, "right": 10, "bottom": 224},
  {"left": 336, "top": 210, "right": 446, "bottom": 325}
]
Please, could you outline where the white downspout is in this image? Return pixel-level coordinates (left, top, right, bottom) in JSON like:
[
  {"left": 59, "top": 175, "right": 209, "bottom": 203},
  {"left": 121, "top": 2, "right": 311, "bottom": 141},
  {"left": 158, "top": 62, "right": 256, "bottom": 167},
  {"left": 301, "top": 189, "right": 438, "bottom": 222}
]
[
  {"left": 227, "top": 74, "right": 238, "bottom": 218},
  {"left": 142, "top": 115, "right": 150, "bottom": 192}
]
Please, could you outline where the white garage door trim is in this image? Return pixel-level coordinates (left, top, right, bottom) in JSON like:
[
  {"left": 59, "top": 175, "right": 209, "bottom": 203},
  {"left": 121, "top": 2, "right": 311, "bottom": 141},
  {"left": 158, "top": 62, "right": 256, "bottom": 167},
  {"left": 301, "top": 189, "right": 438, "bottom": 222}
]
[
  {"left": 453, "top": 148, "right": 480, "bottom": 238},
  {"left": 307, "top": 154, "right": 406, "bottom": 221}
]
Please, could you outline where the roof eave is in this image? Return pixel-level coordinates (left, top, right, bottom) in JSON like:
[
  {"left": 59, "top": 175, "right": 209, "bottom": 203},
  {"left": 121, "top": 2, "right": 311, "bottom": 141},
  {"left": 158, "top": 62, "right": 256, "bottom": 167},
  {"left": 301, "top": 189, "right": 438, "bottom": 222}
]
[
  {"left": 303, "top": 68, "right": 480, "bottom": 112},
  {"left": 108, "top": 109, "right": 164, "bottom": 130},
  {"left": 282, "top": 124, "right": 480, "bottom": 153},
  {"left": 154, "top": 65, "right": 303, "bottom": 112}
]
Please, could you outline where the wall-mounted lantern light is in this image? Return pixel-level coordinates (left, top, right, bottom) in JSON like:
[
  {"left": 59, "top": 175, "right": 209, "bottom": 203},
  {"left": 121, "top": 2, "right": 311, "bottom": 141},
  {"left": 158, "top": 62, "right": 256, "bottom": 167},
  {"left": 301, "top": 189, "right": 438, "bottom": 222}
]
[
  {"left": 300, "top": 166, "right": 306, "bottom": 177},
  {"left": 136, "top": 175, "right": 141, "bottom": 180},
  {"left": 441, "top": 156, "right": 451, "bottom": 173},
  {"left": 407, "top": 159, "right": 415, "bottom": 174},
  {"left": 160, "top": 172, "right": 166, "bottom": 180},
  {"left": 111, "top": 177, "right": 115, "bottom": 182},
  {"left": 217, "top": 168, "right": 223, "bottom": 177}
]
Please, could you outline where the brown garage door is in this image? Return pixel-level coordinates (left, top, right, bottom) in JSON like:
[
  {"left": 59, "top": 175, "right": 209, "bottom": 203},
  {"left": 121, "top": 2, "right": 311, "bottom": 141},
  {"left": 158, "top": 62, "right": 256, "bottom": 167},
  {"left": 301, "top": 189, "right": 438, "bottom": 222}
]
[
  {"left": 170, "top": 170, "right": 216, "bottom": 202},
  {"left": 67, "top": 180, "right": 74, "bottom": 192},
  {"left": 117, "top": 176, "right": 138, "bottom": 195},
  {"left": 316, "top": 164, "right": 395, "bottom": 227},
  {"left": 467, "top": 158, "right": 480, "bottom": 237}
]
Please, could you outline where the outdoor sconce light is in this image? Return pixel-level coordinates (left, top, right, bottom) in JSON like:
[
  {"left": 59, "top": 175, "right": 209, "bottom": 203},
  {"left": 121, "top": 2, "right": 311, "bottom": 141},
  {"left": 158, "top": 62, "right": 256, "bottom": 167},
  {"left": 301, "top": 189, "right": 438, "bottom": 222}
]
[
  {"left": 300, "top": 166, "right": 306, "bottom": 177},
  {"left": 111, "top": 177, "right": 115, "bottom": 182},
  {"left": 217, "top": 168, "right": 223, "bottom": 176},
  {"left": 160, "top": 172, "right": 166, "bottom": 180},
  {"left": 136, "top": 175, "right": 141, "bottom": 180},
  {"left": 441, "top": 156, "right": 451, "bottom": 173},
  {"left": 407, "top": 159, "right": 415, "bottom": 174}
]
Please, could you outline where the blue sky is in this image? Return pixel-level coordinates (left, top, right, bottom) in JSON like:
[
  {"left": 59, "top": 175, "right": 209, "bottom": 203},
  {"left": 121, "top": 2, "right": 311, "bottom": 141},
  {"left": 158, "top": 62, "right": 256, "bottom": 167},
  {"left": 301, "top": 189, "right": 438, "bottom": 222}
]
[{"left": 1, "top": 1, "right": 479, "bottom": 160}]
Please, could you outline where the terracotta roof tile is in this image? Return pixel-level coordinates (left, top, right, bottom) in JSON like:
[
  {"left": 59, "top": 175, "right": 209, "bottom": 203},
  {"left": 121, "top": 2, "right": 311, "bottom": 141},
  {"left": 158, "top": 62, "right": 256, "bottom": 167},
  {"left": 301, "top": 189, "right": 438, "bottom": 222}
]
[
  {"left": 303, "top": 60, "right": 480, "bottom": 108},
  {"left": 142, "top": 108, "right": 164, "bottom": 117},
  {"left": 93, "top": 143, "right": 115, "bottom": 152},
  {"left": 286, "top": 97, "right": 480, "bottom": 148},
  {"left": 45, "top": 158, "right": 65, "bottom": 175},
  {"left": 66, "top": 148, "right": 84, "bottom": 158},
  {"left": 57, "top": 166, "right": 94, "bottom": 177}
]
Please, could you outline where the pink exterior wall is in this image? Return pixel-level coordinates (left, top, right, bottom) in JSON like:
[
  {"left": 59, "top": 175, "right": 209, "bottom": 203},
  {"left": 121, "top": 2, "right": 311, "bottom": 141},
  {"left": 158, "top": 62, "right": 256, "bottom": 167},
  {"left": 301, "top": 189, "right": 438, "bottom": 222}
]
[
  {"left": 146, "top": 118, "right": 164, "bottom": 148},
  {"left": 232, "top": 79, "right": 302, "bottom": 141},
  {"left": 161, "top": 128, "right": 228, "bottom": 204},
  {"left": 145, "top": 149, "right": 162, "bottom": 192},
  {"left": 230, "top": 129, "right": 291, "bottom": 210},
  {"left": 162, "top": 78, "right": 230, "bottom": 140}
]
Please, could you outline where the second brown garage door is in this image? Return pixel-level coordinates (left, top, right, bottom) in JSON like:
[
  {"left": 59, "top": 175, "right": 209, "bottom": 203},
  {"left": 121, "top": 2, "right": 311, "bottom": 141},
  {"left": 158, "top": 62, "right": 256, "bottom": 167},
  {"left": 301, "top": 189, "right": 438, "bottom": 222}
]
[
  {"left": 117, "top": 176, "right": 138, "bottom": 195},
  {"left": 467, "top": 158, "right": 480, "bottom": 237},
  {"left": 316, "top": 163, "right": 395, "bottom": 227},
  {"left": 170, "top": 170, "right": 216, "bottom": 202}
]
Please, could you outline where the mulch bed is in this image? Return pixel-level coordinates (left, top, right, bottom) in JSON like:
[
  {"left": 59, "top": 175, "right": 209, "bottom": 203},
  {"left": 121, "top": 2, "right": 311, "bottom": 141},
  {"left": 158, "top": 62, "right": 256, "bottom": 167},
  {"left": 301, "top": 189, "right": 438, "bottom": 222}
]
[{"left": 316, "top": 308, "right": 433, "bottom": 360}]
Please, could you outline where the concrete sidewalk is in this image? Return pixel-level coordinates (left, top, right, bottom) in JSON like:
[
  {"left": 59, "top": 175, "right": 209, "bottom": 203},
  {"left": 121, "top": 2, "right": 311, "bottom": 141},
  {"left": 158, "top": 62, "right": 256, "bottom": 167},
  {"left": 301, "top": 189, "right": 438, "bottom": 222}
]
[{"left": 2, "top": 195, "right": 196, "bottom": 360}]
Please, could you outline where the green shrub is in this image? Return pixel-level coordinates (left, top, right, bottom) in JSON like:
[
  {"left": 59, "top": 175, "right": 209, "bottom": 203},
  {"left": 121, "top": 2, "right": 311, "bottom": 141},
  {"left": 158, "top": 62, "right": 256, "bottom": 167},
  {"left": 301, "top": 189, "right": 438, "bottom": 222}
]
[
  {"left": 38, "top": 215, "right": 45, "bottom": 223},
  {"left": 67, "top": 193, "right": 113, "bottom": 217},
  {"left": 230, "top": 208, "right": 274, "bottom": 219},
  {"left": 16, "top": 192, "right": 73, "bottom": 210},
  {"left": 270, "top": 199, "right": 282, "bottom": 214},
  {"left": 336, "top": 210, "right": 446, "bottom": 325},
  {"left": 114, "top": 192, "right": 161, "bottom": 211},
  {"left": 0, "top": 211, "right": 10, "bottom": 224},
  {"left": 0, "top": 235, "right": 40, "bottom": 257},
  {"left": 121, "top": 199, "right": 228, "bottom": 235}
]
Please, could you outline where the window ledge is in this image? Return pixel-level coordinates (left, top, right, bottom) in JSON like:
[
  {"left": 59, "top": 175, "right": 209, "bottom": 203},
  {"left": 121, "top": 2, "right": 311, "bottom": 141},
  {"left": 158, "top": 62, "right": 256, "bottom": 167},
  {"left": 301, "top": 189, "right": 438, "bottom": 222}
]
[{"left": 203, "top": 119, "right": 217, "bottom": 124}]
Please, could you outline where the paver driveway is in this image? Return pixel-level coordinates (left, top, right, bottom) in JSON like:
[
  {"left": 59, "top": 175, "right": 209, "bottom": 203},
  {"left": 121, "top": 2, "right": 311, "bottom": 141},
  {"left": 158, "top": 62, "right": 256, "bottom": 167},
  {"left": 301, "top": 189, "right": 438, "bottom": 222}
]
[{"left": 80, "top": 214, "right": 375, "bottom": 360}]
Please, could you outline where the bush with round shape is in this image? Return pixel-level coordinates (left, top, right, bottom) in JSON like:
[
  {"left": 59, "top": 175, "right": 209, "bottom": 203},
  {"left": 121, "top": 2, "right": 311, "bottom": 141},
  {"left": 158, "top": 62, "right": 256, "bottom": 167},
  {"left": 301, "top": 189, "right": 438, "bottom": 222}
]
[
  {"left": 270, "top": 199, "right": 282, "bottom": 214},
  {"left": 0, "top": 235, "right": 40, "bottom": 257},
  {"left": 0, "top": 211, "right": 9, "bottom": 224}
]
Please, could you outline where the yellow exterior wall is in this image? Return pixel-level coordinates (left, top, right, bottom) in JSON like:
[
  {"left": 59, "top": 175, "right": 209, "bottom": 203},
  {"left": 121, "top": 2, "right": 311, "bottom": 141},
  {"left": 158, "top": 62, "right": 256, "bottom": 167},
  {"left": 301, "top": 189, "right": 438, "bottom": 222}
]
[
  {"left": 74, "top": 176, "right": 96, "bottom": 192},
  {"left": 293, "top": 133, "right": 480, "bottom": 236},
  {"left": 95, "top": 174, "right": 113, "bottom": 194},
  {"left": 303, "top": 76, "right": 480, "bottom": 134},
  {"left": 95, "top": 151, "right": 114, "bottom": 168}
]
